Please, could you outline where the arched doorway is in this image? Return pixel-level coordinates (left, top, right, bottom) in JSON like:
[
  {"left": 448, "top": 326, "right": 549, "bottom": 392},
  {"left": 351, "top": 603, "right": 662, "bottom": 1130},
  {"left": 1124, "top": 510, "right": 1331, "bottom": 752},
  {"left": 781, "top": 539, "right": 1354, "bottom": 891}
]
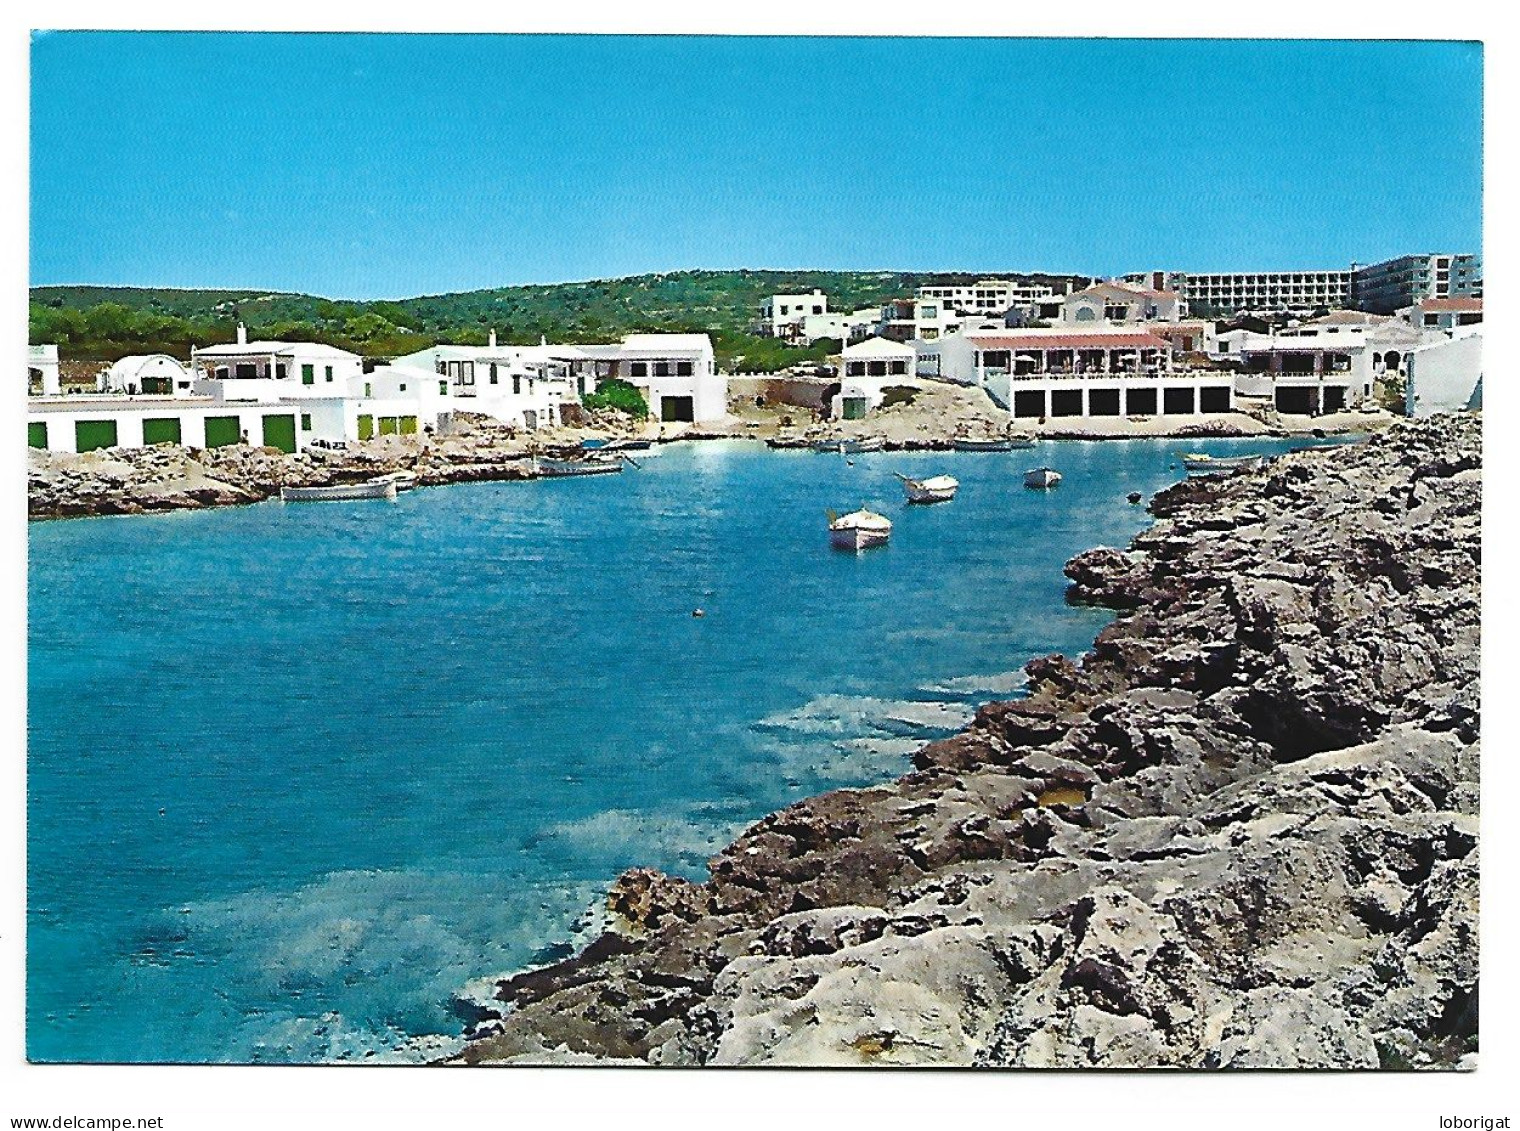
[{"left": 1383, "top": 350, "right": 1402, "bottom": 371}]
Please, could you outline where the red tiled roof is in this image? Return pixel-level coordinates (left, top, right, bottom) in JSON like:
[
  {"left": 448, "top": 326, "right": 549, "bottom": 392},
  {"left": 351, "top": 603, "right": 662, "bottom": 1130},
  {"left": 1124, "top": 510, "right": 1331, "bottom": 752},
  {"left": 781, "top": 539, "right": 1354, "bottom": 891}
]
[
  {"left": 968, "top": 332, "right": 1172, "bottom": 351},
  {"left": 1420, "top": 297, "right": 1482, "bottom": 312}
]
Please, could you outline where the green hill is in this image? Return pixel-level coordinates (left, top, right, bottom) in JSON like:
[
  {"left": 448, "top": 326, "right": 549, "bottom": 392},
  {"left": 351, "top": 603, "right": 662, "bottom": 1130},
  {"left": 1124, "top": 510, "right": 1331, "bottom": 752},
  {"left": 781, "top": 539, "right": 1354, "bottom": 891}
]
[{"left": 29, "top": 268, "right": 1085, "bottom": 372}]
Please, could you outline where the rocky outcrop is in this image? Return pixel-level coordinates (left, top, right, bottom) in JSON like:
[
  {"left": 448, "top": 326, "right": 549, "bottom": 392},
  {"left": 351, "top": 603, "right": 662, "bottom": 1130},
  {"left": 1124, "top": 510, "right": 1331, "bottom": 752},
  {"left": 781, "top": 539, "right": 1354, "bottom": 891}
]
[{"left": 451, "top": 413, "right": 1480, "bottom": 1070}]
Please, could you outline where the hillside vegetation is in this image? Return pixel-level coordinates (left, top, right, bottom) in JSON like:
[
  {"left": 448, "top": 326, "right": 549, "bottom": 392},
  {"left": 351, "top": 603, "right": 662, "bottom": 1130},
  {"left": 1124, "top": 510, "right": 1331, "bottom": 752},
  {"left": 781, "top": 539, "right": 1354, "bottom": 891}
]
[{"left": 30, "top": 269, "right": 1082, "bottom": 373}]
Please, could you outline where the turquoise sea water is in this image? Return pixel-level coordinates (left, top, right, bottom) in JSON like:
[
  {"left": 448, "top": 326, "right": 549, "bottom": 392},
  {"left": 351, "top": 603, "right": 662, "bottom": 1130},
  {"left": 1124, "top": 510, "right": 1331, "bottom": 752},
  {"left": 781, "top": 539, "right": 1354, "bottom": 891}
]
[{"left": 27, "top": 436, "right": 1308, "bottom": 1063}]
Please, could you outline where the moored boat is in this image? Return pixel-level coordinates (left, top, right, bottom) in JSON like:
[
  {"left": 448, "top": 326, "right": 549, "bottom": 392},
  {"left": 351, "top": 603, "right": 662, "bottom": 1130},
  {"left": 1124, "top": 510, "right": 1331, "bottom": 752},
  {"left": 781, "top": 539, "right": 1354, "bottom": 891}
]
[
  {"left": 953, "top": 436, "right": 1035, "bottom": 452},
  {"left": 827, "top": 507, "right": 892, "bottom": 551},
  {"left": 535, "top": 456, "right": 625, "bottom": 478},
  {"left": 1023, "top": 467, "right": 1062, "bottom": 489},
  {"left": 895, "top": 472, "right": 959, "bottom": 504},
  {"left": 811, "top": 437, "right": 884, "bottom": 454},
  {"left": 366, "top": 470, "right": 419, "bottom": 491},
  {"left": 280, "top": 480, "right": 398, "bottom": 502},
  {"left": 1179, "top": 452, "right": 1265, "bottom": 475}
]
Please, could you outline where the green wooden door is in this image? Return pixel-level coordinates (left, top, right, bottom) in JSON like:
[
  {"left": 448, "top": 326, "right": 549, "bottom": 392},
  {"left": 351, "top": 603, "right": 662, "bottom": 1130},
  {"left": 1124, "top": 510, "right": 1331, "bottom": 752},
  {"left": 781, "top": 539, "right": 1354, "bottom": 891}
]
[
  {"left": 75, "top": 419, "right": 119, "bottom": 452},
  {"left": 399, "top": 416, "right": 418, "bottom": 435},
  {"left": 378, "top": 417, "right": 398, "bottom": 436},
  {"left": 28, "top": 421, "right": 47, "bottom": 449},
  {"left": 841, "top": 397, "right": 868, "bottom": 420},
  {"left": 357, "top": 414, "right": 374, "bottom": 441},
  {"left": 142, "top": 417, "right": 182, "bottom": 445},
  {"left": 660, "top": 396, "right": 694, "bottom": 422},
  {"left": 204, "top": 416, "right": 241, "bottom": 448},
  {"left": 261, "top": 414, "right": 297, "bottom": 454}
]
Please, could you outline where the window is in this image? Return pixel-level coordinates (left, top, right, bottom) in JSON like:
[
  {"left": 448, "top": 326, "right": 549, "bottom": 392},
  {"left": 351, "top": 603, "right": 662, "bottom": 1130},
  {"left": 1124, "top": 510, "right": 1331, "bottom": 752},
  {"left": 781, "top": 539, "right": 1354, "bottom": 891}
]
[
  {"left": 812, "top": 305, "right": 822, "bottom": 315},
  {"left": 654, "top": 361, "right": 671, "bottom": 377},
  {"left": 889, "top": 361, "right": 906, "bottom": 375},
  {"left": 325, "top": 366, "right": 333, "bottom": 383},
  {"left": 1424, "top": 314, "right": 1439, "bottom": 327},
  {"left": 235, "top": 363, "right": 257, "bottom": 379},
  {"left": 867, "top": 361, "right": 887, "bottom": 377},
  {"left": 846, "top": 361, "right": 866, "bottom": 377},
  {"left": 921, "top": 305, "right": 938, "bottom": 318},
  {"left": 276, "top": 364, "right": 288, "bottom": 380},
  {"left": 399, "top": 384, "right": 407, "bottom": 392},
  {"left": 676, "top": 361, "right": 693, "bottom": 377},
  {"left": 577, "top": 376, "right": 586, "bottom": 394},
  {"left": 364, "top": 383, "right": 372, "bottom": 397},
  {"left": 300, "top": 413, "right": 312, "bottom": 431},
  {"left": 490, "top": 363, "right": 498, "bottom": 384},
  {"left": 301, "top": 364, "right": 315, "bottom": 385},
  {"left": 630, "top": 362, "right": 648, "bottom": 377},
  {"left": 513, "top": 374, "right": 521, "bottom": 394},
  {"left": 439, "top": 381, "right": 448, "bottom": 396}
]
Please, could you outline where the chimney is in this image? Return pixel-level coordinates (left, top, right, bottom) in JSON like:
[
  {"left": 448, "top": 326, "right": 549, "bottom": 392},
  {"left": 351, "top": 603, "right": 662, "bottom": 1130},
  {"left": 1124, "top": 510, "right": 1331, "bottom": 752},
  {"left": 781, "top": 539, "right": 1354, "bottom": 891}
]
[
  {"left": 236, "top": 322, "right": 247, "bottom": 345},
  {"left": 489, "top": 329, "right": 497, "bottom": 348}
]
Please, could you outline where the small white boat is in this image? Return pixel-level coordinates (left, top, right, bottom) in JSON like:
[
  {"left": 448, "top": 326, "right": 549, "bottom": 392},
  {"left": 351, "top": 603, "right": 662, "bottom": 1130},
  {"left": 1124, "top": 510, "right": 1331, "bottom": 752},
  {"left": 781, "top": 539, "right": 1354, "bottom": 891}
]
[
  {"left": 280, "top": 480, "right": 398, "bottom": 502},
  {"left": 367, "top": 470, "right": 419, "bottom": 491},
  {"left": 1179, "top": 452, "right": 1265, "bottom": 475},
  {"left": 1023, "top": 467, "right": 1062, "bottom": 489},
  {"left": 828, "top": 507, "right": 892, "bottom": 551},
  {"left": 896, "top": 472, "right": 959, "bottom": 504},
  {"left": 535, "top": 456, "right": 624, "bottom": 478}
]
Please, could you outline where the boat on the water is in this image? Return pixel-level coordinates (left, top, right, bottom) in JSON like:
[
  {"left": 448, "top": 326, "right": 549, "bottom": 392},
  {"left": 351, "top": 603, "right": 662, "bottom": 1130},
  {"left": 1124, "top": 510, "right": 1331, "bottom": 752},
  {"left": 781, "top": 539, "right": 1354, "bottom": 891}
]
[
  {"left": 1023, "top": 467, "right": 1063, "bottom": 489},
  {"left": 953, "top": 436, "right": 1035, "bottom": 452},
  {"left": 827, "top": 507, "right": 892, "bottom": 551},
  {"left": 535, "top": 456, "right": 625, "bottom": 478},
  {"left": 280, "top": 480, "right": 398, "bottom": 502},
  {"left": 603, "top": 438, "right": 654, "bottom": 451},
  {"left": 366, "top": 470, "right": 419, "bottom": 491},
  {"left": 811, "top": 437, "right": 884, "bottom": 454},
  {"left": 896, "top": 472, "right": 959, "bottom": 504},
  {"left": 1179, "top": 452, "right": 1265, "bottom": 475}
]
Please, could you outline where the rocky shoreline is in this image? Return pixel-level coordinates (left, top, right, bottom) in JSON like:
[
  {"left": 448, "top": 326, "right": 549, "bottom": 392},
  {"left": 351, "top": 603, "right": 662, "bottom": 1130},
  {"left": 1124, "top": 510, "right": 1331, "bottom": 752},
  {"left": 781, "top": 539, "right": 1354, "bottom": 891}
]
[
  {"left": 25, "top": 412, "right": 629, "bottom": 520},
  {"left": 446, "top": 413, "right": 1479, "bottom": 1069}
]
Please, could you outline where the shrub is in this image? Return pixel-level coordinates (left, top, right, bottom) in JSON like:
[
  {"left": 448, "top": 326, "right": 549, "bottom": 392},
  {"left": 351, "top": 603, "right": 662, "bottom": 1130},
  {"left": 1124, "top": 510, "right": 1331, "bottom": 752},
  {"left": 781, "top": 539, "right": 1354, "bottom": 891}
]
[{"left": 582, "top": 378, "right": 649, "bottom": 418}]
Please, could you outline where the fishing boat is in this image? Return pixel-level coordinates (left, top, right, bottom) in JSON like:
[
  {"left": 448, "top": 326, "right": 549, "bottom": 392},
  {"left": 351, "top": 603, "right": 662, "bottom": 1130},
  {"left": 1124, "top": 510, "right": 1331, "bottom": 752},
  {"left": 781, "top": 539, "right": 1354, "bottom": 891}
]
[
  {"left": 953, "top": 436, "right": 1035, "bottom": 452},
  {"left": 811, "top": 437, "right": 884, "bottom": 454},
  {"left": 603, "top": 438, "right": 654, "bottom": 451},
  {"left": 827, "top": 507, "right": 892, "bottom": 551},
  {"left": 1023, "top": 467, "right": 1062, "bottom": 489},
  {"left": 366, "top": 470, "right": 419, "bottom": 491},
  {"left": 280, "top": 480, "right": 398, "bottom": 502},
  {"left": 535, "top": 456, "right": 625, "bottom": 478},
  {"left": 1179, "top": 452, "right": 1265, "bottom": 475},
  {"left": 895, "top": 472, "right": 959, "bottom": 504}
]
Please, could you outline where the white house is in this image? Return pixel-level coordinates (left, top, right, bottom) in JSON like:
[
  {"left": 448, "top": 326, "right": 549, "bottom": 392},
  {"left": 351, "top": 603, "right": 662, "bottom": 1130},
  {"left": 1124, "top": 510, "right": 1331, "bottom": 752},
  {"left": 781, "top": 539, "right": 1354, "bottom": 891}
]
[
  {"left": 394, "top": 335, "right": 586, "bottom": 431},
  {"left": 917, "top": 279, "right": 1055, "bottom": 316},
  {"left": 1405, "top": 330, "right": 1482, "bottom": 418},
  {"left": 800, "top": 308, "right": 879, "bottom": 345},
  {"left": 28, "top": 344, "right": 61, "bottom": 396},
  {"left": 1400, "top": 297, "right": 1483, "bottom": 334},
  {"left": 916, "top": 326, "right": 1232, "bottom": 420},
  {"left": 98, "top": 354, "right": 194, "bottom": 396},
  {"left": 610, "top": 333, "right": 724, "bottom": 423},
  {"left": 1061, "top": 281, "right": 1185, "bottom": 325},
  {"left": 834, "top": 338, "right": 918, "bottom": 419},
  {"left": 190, "top": 325, "right": 365, "bottom": 401},
  {"left": 880, "top": 297, "right": 964, "bottom": 343},
  {"left": 762, "top": 291, "right": 829, "bottom": 344}
]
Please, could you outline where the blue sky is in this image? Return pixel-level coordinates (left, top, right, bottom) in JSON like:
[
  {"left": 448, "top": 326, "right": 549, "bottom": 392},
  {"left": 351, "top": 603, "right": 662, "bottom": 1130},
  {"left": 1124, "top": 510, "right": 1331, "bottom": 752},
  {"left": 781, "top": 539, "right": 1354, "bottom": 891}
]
[{"left": 29, "top": 33, "right": 1482, "bottom": 299}]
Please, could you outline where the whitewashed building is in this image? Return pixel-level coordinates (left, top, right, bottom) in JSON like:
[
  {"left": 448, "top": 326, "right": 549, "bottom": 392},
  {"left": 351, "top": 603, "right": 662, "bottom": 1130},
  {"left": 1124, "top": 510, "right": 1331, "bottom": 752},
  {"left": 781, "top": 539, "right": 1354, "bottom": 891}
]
[
  {"left": 761, "top": 290, "right": 829, "bottom": 344},
  {"left": 834, "top": 337, "right": 918, "bottom": 419},
  {"left": 880, "top": 297, "right": 964, "bottom": 343},
  {"left": 98, "top": 354, "right": 194, "bottom": 396},
  {"left": 1400, "top": 296, "right": 1483, "bottom": 334},
  {"left": 28, "top": 344, "right": 61, "bottom": 396},
  {"left": 1061, "top": 281, "right": 1185, "bottom": 325},
  {"left": 1405, "top": 329, "right": 1482, "bottom": 418},
  {"left": 611, "top": 333, "right": 725, "bottom": 422},
  {"left": 917, "top": 327, "right": 1233, "bottom": 420},
  {"left": 800, "top": 308, "right": 880, "bottom": 345},
  {"left": 916, "top": 279, "right": 1055, "bottom": 316}
]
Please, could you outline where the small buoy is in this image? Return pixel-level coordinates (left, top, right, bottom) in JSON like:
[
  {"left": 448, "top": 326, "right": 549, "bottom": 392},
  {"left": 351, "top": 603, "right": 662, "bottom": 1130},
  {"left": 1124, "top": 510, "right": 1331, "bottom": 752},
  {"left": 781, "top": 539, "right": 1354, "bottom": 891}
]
[
  {"left": 158, "top": 808, "right": 166, "bottom": 816},
  {"left": 692, "top": 608, "right": 705, "bottom": 618}
]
